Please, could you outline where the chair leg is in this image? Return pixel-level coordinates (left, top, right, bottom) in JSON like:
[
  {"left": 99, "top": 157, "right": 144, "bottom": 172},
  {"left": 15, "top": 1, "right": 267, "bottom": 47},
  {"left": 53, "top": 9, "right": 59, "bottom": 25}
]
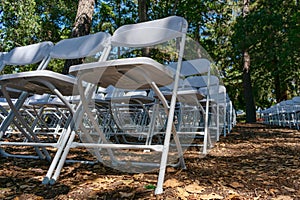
[{"left": 42, "top": 118, "right": 73, "bottom": 184}]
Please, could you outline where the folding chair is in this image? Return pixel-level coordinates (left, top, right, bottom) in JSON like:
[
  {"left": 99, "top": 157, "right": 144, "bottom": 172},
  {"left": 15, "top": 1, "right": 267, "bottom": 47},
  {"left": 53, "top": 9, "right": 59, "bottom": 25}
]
[
  {"left": 184, "top": 75, "right": 220, "bottom": 152},
  {"left": 225, "top": 94, "right": 234, "bottom": 134},
  {"left": 104, "top": 88, "right": 156, "bottom": 144},
  {"left": 292, "top": 96, "right": 300, "bottom": 130},
  {"left": 0, "top": 52, "right": 7, "bottom": 72},
  {"left": 26, "top": 94, "right": 68, "bottom": 139},
  {"left": 0, "top": 42, "right": 53, "bottom": 159},
  {"left": 210, "top": 85, "right": 227, "bottom": 139},
  {"left": 69, "top": 16, "right": 188, "bottom": 194},
  {"left": 262, "top": 105, "right": 278, "bottom": 126},
  {"left": 281, "top": 100, "right": 295, "bottom": 128},
  {"left": 166, "top": 59, "right": 221, "bottom": 153},
  {"left": 0, "top": 32, "right": 111, "bottom": 184}
]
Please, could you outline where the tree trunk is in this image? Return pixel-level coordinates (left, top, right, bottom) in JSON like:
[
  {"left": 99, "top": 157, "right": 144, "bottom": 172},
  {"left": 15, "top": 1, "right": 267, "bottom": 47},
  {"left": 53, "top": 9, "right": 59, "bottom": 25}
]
[
  {"left": 243, "top": 51, "right": 256, "bottom": 122},
  {"left": 138, "top": 0, "right": 148, "bottom": 22},
  {"left": 243, "top": 0, "right": 256, "bottom": 123},
  {"left": 274, "top": 73, "right": 288, "bottom": 102},
  {"left": 138, "top": 0, "right": 149, "bottom": 56},
  {"left": 62, "top": 0, "right": 95, "bottom": 74}
]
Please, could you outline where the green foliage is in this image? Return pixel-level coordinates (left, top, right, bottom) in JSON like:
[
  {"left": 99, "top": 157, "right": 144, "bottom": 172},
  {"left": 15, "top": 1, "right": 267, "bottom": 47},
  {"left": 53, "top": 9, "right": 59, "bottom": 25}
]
[
  {"left": 144, "top": 184, "right": 156, "bottom": 190},
  {"left": 1, "top": 0, "right": 298, "bottom": 110},
  {"left": 93, "top": 0, "right": 137, "bottom": 34},
  {"left": 1, "top": 0, "right": 78, "bottom": 73},
  {"left": 232, "top": 0, "right": 299, "bottom": 106},
  {"left": 1, "top": 0, "right": 41, "bottom": 49}
]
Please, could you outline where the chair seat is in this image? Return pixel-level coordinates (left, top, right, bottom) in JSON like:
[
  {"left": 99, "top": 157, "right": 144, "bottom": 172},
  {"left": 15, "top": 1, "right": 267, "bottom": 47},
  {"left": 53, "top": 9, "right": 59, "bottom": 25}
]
[
  {"left": 0, "top": 70, "right": 77, "bottom": 96},
  {"left": 0, "top": 87, "right": 24, "bottom": 98},
  {"left": 69, "top": 57, "right": 174, "bottom": 89},
  {"left": 106, "top": 95, "right": 155, "bottom": 105},
  {"left": 161, "top": 89, "right": 205, "bottom": 105}
]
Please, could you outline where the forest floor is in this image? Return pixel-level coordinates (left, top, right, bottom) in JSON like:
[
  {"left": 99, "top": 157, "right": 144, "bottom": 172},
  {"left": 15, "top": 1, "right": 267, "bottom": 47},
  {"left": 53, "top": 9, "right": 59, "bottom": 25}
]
[{"left": 0, "top": 123, "right": 299, "bottom": 200}]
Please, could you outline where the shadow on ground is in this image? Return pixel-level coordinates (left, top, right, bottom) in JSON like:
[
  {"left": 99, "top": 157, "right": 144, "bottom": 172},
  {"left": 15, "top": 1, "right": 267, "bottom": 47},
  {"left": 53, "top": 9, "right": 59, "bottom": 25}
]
[{"left": 0, "top": 123, "right": 299, "bottom": 199}]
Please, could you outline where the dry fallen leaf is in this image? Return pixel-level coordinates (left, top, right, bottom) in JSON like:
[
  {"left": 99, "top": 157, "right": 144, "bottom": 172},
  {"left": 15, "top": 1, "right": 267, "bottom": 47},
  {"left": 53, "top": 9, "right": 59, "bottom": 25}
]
[
  {"left": 19, "top": 184, "right": 31, "bottom": 189},
  {"left": 177, "top": 187, "right": 189, "bottom": 199},
  {"left": 269, "top": 188, "right": 279, "bottom": 195},
  {"left": 164, "top": 178, "right": 182, "bottom": 188},
  {"left": 281, "top": 186, "right": 296, "bottom": 192},
  {"left": 133, "top": 173, "right": 144, "bottom": 180},
  {"left": 229, "top": 182, "right": 244, "bottom": 188},
  {"left": 254, "top": 196, "right": 261, "bottom": 200},
  {"left": 226, "top": 189, "right": 238, "bottom": 195},
  {"left": 272, "top": 195, "right": 293, "bottom": 200},
  {"left": 226, "top": 194, "right": 243, "bottom": 200},
  {"left": 122, "top": 179, "right": 134, "bottom": 185},
  {"left": 119, "top": 191, "right": 135, "bottom": 198},
  {"left": 185, "top": 183, "right": 205, "bottom": 193},
  {"left": 200, "top": 193, "right": 224, "bottom": 200}
]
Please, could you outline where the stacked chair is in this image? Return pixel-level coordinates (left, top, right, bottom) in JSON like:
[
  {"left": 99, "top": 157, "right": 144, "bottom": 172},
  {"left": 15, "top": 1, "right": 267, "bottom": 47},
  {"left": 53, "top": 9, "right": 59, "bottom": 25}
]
[
  {"left": 0, "top": 16, "right": 236, "bottom": 194},
  {"left": 0, "top": 32, "right": 111, "bottom": 181},
  {"left": 226, "top": 94, "right": 236, "bottom": 134},
  {"left": 0, "top": 42, "right": 54, "bottom": 160},
  {"left": 261, "top": 96, "right": 300, "bottom": 130},
  {"left": 166, "top": 59, "right": 223, "bottom": 152},
  {"left": 68, "top": 16, "right": 236, "bottom": 194}
]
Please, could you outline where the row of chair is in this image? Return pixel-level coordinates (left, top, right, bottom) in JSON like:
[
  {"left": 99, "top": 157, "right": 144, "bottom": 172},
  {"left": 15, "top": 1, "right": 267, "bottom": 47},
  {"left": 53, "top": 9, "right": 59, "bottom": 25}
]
[
  {"left": 261, "top": 96, "right": 300, "bottom": 130},
  {"left": 0, "top": 16, "right": 236, "bottom": 194}
]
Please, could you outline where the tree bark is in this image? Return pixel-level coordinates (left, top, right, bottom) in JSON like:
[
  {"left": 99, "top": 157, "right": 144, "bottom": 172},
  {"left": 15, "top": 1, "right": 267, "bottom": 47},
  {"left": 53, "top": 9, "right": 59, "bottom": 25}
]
[
  {"left": 243, "top": 51, "right": 256, "bottom": 122},
  {"left": 138, "top": 0, "right": 148, "bottom": 22},
  {"left": 62, "top": 0, "right": 95, "bottom": 74},
  {"left": 138, "top": 0, "right": 149, "bottom": 56},
  {"left": 243, "top": 0, "right": 256, "bottom": 123},
  {"left": 274, "top": 73, "right": 288, "bottom": 102}
]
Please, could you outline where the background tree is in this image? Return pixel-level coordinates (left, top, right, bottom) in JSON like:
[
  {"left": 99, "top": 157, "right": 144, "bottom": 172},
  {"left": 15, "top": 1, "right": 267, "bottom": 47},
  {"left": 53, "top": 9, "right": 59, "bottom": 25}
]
[
  {"left": 138, "top": 0, "right": 148, "bottom": 22},
  {"left": 232, "top": 0, "right": 299, "bottom": 109},
  {"left": 1, "top": 0, "right": 77, "bottom": 73},
  {"left": 1, "top": 0, "right": 299, "bottom": 120},
  {"left": 62, "top": 0, "right": 96, "bottom": 74},
  {"left": 242, "top": 0, "right": 256, "bottom": 122},
  {"left": 1, "top": 0, "right": 41, "bottom": 50}
]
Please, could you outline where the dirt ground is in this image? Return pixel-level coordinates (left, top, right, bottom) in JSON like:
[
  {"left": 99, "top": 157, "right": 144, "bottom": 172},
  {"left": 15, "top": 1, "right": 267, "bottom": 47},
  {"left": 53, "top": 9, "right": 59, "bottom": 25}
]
[{"left": 0, "top": 123, "right": 299, "bottom": 200}]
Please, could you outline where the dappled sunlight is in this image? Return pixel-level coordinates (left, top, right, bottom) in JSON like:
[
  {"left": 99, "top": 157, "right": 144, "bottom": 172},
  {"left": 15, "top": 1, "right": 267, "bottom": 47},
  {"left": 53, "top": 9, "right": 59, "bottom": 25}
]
[{"left": 1, "top": 123, "right": 299, "bottom": 199}]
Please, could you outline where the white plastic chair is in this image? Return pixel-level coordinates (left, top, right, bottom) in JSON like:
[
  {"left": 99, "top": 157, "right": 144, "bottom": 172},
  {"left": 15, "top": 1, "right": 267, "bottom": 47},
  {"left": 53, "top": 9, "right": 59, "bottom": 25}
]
[
  {"left": 69, "top": 16, "right": 188, "bottom": 194},
  {"left": 166, "top": 59, "right": 221, "bottom": 153},
  {"left": 0, "top": 32, "right": 111, "bottom": 184},
  {"left": 185, "top": 75, "right": 220, "bottom": 151},
  {"left": 0, "top": 42, "right": 53, "bottom": 159},
  {"left": 292, "top": 96, "right": 300, "bottom": 130}
]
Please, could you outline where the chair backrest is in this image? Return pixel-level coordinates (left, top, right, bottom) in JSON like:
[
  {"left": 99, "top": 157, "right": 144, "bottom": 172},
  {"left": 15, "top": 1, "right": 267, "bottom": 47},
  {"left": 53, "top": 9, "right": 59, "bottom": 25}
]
[
  {"left": 0, "top": 41, "right": 53, "bottom": 72},
  {"left": 0, "top": 52, "right": 5, "bottom": 59},
  {"left": 183, "top": 75, "right": 219, "bottom": 89},
  {"left": 211, "top": 85, "right": 226, "bottom": 103},
  {"left": 109, "top": 16, "right": 189, "bottom": 101},
  {"left": 26, "top": 94, "right": 51, "bottom": 105},
  {"left": 168, "top": 58, "right": 211, "bottom": 76},
  {"left": 111, "top": 16, "right": 188, "bottom": 47},
  {"left": 0, "top": 52, "right": 5, "bottom": 70},
  {"left": 50, "top": 32, "right": 111, "bottom": 60},
  {"left": 292, "top": 96, "right": 300, "bottom": 104}
]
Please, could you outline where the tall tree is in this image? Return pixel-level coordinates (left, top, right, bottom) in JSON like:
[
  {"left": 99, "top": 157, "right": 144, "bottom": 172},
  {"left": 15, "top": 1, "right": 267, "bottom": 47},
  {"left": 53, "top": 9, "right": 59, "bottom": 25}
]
[
  {"left": 242, "top": 0, "right": 256, "bottom": 122},
  {"left": 62, "top": 0, "right": 95, "bottom": 74},
  {"left": 138, "top": 0, "right": 150, "bottom": 57},
  {"left": 1, "top": 0, "right": 42, "bottom": 50},
  {"left": 138, "top": 0, "right": 148, "bottom": 22},
  {"left": 232, "top": 0, "right": 299, "bottom": 109}
]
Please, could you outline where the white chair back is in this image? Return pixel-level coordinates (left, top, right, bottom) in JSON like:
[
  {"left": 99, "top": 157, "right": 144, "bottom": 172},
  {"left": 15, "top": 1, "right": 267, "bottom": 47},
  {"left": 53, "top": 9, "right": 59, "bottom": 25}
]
[
  {"left": 111, "top": 16, "right": 188, "bottom": 47},
  {"left": 168, "top": 58, "right": 211, "bottom": 76},
  {"left": 0, "top": 42, "right": 53, "bottom": 72},
  {"left": 50, "top": 32, "right": 111, "bottom": 60}
]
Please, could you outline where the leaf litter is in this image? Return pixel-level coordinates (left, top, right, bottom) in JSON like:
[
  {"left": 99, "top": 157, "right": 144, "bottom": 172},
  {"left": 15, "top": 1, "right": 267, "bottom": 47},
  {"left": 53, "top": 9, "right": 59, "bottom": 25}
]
[{"left": 0, "top": 123, "right": 299, "bottom": 199}]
